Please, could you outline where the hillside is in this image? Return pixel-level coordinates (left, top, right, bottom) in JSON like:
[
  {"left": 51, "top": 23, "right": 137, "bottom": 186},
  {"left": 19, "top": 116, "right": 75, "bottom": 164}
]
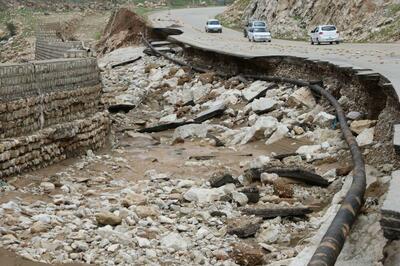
[{"left": 218, "top": 0, "right": 400, "bottom": 42}]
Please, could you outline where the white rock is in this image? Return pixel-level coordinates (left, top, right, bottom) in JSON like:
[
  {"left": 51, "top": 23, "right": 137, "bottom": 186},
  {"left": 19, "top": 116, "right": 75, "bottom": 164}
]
[
  {"left": 183, "top": 187, "right": 224, "bottom": 203},
  {"left": 136, "top": 237, "right": 151, "bottom": 248},
  {"left": 160, "top": 232, "right": 189, "bottom": 250},
  {"left": 159, "top": 114, "right": 178, "bottom": 123},
  {"left": 177, "top": 180, "right": 195, "bottom": 188},
  {"left": 240, "top": 116, "right": 278, "bottom": 144},
  {"left": 243, "top": 80, "right": 269, "bottom": 101},
  {"left": 313, "top": 112, "right": 336, "bottom": 128},
  {"left": 32, "top": 214, "right": 52, "bottom": 224},
  {"left": 257, "top": 227, "right": 280, "bottom": 243},
  {"left": 149, "top": 68, "right": 163, "bottom": 82},
  {"left": 175, "top": 69, "right": 185, "bottom": 77},
  {"left": 196, "top": 227, "right": 210, "bottom": 239},
  {"left": 251, "top": 98, "right": 278, "bottom": 113},
  {"left": 231, "top": 192, "right": 248, "bottom": 206},
  {"left": 107, "top": 244, "right": 120, "bottom": 252},
  {"left": 265, "top": 124, "right": 289, "bottom": 145},
  {"left": 346, "top": 111, "right": 362, "bottom": 120},
  {"left": 159, "top": 216, "right": 174, "bottom": 224},
  {"left": 296, "top": 145, "right": 322, "bottom": 155},
  {"left": 356, "top": 127, "right": 375, "bottom": 147},
  {"left": 261, "top": 173, "right": 279, "bottom": 184},
  {"left": 40, "top": 182, "right": 55, "bottom": 193},
  {"left": 173, "top": 124, "right": 208, "bottom": 140},
  {"left": 146, "top": 249, "right": 157, "bottom": 258}
]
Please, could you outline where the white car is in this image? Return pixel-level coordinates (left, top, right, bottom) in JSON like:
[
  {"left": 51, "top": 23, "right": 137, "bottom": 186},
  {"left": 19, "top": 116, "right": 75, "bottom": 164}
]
[
  {"left": 310, "top": 25, "right": 340, "bottom": 45},
  {"left": 205, "top": 19, "right": 222, "bottom": 33},
  {"left": 248, "top": 27, "right": 271, "bottom": 42}
]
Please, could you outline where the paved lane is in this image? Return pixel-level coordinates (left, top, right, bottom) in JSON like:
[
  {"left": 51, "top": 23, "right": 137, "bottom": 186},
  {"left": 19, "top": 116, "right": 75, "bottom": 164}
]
[{"left": 150, "top": 7, "right": 400, "bottom": 95}]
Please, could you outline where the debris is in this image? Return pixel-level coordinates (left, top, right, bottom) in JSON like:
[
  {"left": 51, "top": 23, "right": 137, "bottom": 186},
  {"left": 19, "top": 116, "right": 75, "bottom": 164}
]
[
  {"left": 230, "top": 242, "right": 265, "bottom": 266},
  {"left": 350, "top": 120, "right": 376, "bottom": 135},
  {"left": 227, "top": 217, "right": 263, "bottom": 238},
  {"left": 245, "top": 167, "right": 330, "bottom": 187},
  {"left": 209, "top": 173, "right": 236, "bottom": 188},
  {"left": 242, "top": 206, "right": 312, "bottom": 219},
  {"left": 95, "top": 212, "right": 122, "bottom": 226},
  {"left": 356, "top": 127, "right": 375, "bottom": 146},
  {"left": 242, "top": 81, "right": 277, "bottom": 102}
]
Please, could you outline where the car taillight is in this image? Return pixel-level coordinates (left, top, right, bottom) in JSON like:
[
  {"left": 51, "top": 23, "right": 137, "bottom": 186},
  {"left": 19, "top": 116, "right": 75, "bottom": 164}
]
[{"left": 319, "top": 32, "right": 323, "bottom": 35}]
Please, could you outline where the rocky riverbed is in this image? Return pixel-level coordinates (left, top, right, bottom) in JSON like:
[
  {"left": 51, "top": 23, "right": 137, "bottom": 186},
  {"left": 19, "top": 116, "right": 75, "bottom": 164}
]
[{"left": 0, "top": 47, "right": 393, "bottom": 265}]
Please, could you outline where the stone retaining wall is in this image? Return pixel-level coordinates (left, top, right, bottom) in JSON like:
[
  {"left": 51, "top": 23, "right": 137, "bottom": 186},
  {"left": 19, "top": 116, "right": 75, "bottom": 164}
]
[
  {"left": 0, "top": 112, "right": 109, "bottom": 178},
  {"left": 35, "top": 23, "right": 90, "bottom": 60},
  {"left": 0, "top": 58, "right": 100, "bottom": 101},
  {"left": 0, "top": 45, "right": 110, "bottom": 178}
]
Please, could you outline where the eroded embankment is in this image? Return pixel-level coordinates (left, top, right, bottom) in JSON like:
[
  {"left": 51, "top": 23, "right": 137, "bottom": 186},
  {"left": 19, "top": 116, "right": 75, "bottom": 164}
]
[{"left": 178, "top": 44, "right": 400, "bottom": 168}]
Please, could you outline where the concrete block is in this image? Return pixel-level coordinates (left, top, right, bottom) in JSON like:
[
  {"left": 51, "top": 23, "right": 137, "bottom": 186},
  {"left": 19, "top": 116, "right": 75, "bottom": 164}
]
[{"left": 381, "top": 170, "right": 400, "bottom": 240}]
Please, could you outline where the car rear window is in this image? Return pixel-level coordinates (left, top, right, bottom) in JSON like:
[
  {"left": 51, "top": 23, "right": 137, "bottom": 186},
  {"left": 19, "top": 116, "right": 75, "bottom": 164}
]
[
  {"left": 321, "top": 26, "right": 336, "bottom": 31},
  {"left": 254, "top": 28, "right": 267, "bottom": 32},
  {"left": 209, "top": 21, "right": 220, "bottom": 25},
  {"left": 253, "top": 22, "right": 266, "bottom": 27}
]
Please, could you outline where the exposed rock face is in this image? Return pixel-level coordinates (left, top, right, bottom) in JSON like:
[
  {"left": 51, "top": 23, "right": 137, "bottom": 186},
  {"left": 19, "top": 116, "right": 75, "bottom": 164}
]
[{"left": 220, "top": 0, "right": 400, "bottom": 42}]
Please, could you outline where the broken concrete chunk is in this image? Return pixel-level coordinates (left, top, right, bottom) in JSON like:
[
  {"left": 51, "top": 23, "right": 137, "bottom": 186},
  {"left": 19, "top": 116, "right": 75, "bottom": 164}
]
[
  {"left": 287, "top": 87, "right": 316, "bottom": 109},
  {"left": 183, "top": 185, "right": 235, "bottom": 203},
  {"left": 243, "top": 81, "right": 277, "bottom": 102},
  {"left": 346, "top": 111, "right": 363, "bottom": 120},
  {"left": 159, "top": 114, "right": 178, "bottom": 123},
  {"left": 381, "top": 170, "right": 400, "bottom": 240},
  {"left": 251, "top": 98, "right": 278, "bottom": 114}
]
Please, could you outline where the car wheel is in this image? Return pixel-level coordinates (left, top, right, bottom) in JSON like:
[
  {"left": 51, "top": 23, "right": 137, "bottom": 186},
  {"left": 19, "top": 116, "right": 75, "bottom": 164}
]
[
  {"left": 310, "top": 38, "right": 314, "bottom": 45},
  {"left": 317, "top": 38, "right": 321, "bottom": 45},
  {"left": 220, "top": 29, "right": 222, "bottom": 33},
  {"left": 336, "top": 41, "right": 340, "bottom": 44},
  {"left": 268, "top": 40, "right": 271, "bottom": 42}
]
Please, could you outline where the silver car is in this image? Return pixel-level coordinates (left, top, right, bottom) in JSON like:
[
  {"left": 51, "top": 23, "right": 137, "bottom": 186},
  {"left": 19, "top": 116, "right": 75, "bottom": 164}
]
[
  {"left": 243, "top": 20, "right": 267, "bottom": 37},
  {"left": 248, "top": 27, "right": 272, "bottom": 42},
  {"left": 205, "top": 19, "right": 222, "bottom": 33},
  {"left": 310, "top": 25, "right": 340, "bottom": 45}
]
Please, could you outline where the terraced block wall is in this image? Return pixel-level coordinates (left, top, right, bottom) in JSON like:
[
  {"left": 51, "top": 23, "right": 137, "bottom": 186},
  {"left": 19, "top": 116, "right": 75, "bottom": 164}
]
[
  {"left": 35, "top": 24, "right": 90, "bottom": 60},
  {"left": 0, "top": 58, "right": 110, "bottom": 178}
]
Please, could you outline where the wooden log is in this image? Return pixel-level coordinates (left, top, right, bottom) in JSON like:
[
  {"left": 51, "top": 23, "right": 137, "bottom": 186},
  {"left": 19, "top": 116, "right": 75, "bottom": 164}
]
[
  {"left": 244, "top": 166, "right": 330, "bottom": 187},
  {"left": 242, "top": 206, "right": 312, "bottom": 219}
]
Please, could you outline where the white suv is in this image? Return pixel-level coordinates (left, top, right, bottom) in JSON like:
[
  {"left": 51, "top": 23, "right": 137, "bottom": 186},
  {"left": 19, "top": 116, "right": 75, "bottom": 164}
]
[
  {"left": 310, "top": 25, "right": 340, "bottom": 45},
  {"left": 205, "top": 19, "right": 222, "bottom": 33}
]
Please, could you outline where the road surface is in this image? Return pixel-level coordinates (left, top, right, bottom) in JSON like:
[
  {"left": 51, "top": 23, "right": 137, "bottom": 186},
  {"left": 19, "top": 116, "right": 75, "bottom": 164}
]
[{"left": 150, "top": 7, "right": 400, "bottom": 96}]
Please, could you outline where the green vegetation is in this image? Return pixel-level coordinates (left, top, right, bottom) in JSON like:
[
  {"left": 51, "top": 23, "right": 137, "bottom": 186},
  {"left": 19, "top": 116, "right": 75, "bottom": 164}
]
[
  {"left": 389, "top": 4, "right": 400, "bottom": 15},
  {"left": 6, "top": 22, "right": 17, "bottom": 36}
]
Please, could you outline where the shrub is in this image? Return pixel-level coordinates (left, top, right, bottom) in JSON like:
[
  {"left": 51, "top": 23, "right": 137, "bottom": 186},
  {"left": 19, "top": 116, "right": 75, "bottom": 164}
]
[{"left": 6, "top": 22, "right": 17, "bottom": 36}]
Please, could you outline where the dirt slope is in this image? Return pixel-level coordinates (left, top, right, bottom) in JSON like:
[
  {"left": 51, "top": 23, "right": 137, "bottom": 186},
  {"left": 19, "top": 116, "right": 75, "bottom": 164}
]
[
  {"left": 219, "top": 0, "right": 400, "bottom": 42},
  {"left": 96, "top": 8, "right": 149, "bottom": 56}
]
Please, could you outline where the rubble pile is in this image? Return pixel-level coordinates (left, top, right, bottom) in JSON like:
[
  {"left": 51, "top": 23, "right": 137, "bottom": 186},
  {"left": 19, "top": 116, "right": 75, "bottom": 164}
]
[{"left": 0, "top": 48, "right": 392, "bottom": 265}]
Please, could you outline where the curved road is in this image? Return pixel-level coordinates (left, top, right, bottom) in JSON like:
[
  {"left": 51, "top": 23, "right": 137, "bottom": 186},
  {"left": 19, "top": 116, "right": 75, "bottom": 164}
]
[{"left": 150, "top": 7, "right": 400, "bottom": 95}]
